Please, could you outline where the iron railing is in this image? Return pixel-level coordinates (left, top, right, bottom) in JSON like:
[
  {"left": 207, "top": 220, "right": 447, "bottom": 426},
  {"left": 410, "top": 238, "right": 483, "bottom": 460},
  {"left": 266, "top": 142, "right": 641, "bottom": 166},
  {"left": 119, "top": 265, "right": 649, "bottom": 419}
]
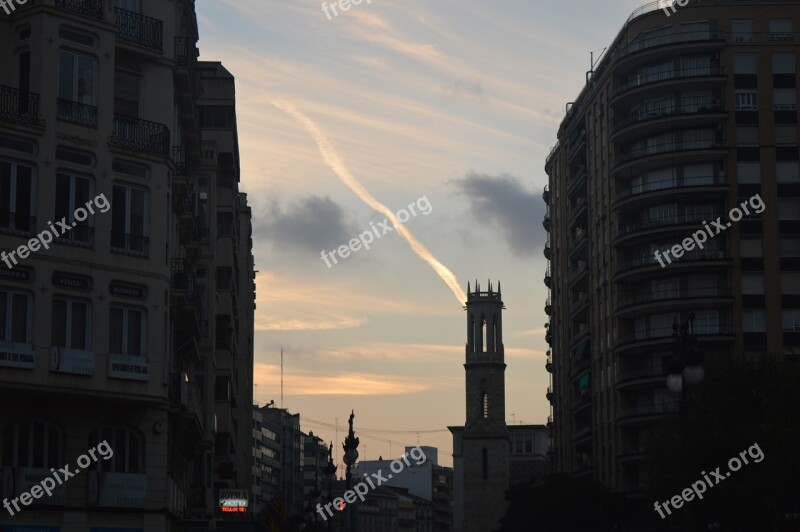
[
  {"left": 115, "top": 7, "right": 163, "bottom": 51},
  {"left": 55, "top": 0, "right": 104, "bottom": 19},
  {"left": 111, "top": 231, "right": 149, "bottom": 256},
  {"left": 57, "top": 98, "right": 97, "bottom": 128},
  {"left": 112, "top": 115, "right": 170, "bottom": 155},
  {"left": 56, "top": 224, "right": 94, "bottom": 248},
  {"left": 0, "top": 85, "right": 41, "bottom": 125}
]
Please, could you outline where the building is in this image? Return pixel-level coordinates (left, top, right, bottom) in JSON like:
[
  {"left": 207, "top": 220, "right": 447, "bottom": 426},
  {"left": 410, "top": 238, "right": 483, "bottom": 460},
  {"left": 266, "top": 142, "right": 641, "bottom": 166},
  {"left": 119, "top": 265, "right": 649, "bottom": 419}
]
[
  {"left": 351, "top": 446, "right": 453, "bottom": 531},
  {"left": 252, "top": 406, "right": 281, "bottom": 515},
  {"left": 447, "top": 281, "right": 508, "bottom": 532},
  {"left": 449, "top": 424, "right": 549, "bottom": 531},
  {"left": 302, "top": 430, "right": 331, "bottom": 517},
  {"left": 385, "top": 487, "right": 433, "bottom": 532},
  {"left": 544, "top": 0, "right": 800, "bottom": 495},
  {"left": 0, "top": 1, "right": 255, "bottom": 530},
  {"left": 256, "top": 406, "right": 304, "bottom": 521}
]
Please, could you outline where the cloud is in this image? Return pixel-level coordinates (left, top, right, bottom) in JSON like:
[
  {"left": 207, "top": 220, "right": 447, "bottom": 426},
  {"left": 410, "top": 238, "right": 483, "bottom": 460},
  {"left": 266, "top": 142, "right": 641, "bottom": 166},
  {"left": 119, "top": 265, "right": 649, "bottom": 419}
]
[
  {"left": 453, "top": 173, "right": 546, "bottom": 257},
  {"left": 255, "top": 195, "right": 357, "bottom": 253},
  {"left": 254, "top": 363, "right": 453, "bottom": 396}
]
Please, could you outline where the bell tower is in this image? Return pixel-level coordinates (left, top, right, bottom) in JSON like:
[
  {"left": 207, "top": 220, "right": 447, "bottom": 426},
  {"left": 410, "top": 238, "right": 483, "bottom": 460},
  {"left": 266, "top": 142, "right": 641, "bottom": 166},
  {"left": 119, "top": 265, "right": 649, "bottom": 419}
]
[{"left": 461, "top": 280, "right": 509, "bottom": 532}]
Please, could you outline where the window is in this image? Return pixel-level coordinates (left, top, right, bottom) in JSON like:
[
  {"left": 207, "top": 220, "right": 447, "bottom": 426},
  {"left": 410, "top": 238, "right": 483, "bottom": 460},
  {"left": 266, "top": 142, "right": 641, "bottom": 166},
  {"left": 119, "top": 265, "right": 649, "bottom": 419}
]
[
  {"left": 683, "top": 163, "right": 713, "bottom": 185},
  {"left": 769, "top": 19, "right": 793, "bottom": 41},
  {"left": 109, "top": 306, "right": 144, "bottom": 357},
  {"left": 58, "top": 51, "right": 95, "bottom": 105},
  {"left": 685, "top": 204, "right": 715, "bottom": 221},
  {"left": 694, "top": 310, "right": 719, "bottom": 334},
  {"left": 736, "top": 91, "right": 758, "bottom": 110},
  {"left": 0, "top": 290, "right": 32, "bottom": 344},
  {"left": 743, "top": 309, "right": 766, "bottom": 332},
  {"left": 741, "top": 273, "right": 764, "bottom": 295},
  {"left": 89, "top": 426, "right": 143, "bottom": 473},
  {"left": 773, "top": 53, "right": 796, "bottom": 75},
  {"left": 774, "top": 90, "right": 797, "bottom": 110},
  {"left": 111, "top": 184, "right": 148, "bottom": 255},
  {"left": 776, "top": 127, "right": 798, "bottom": 146},
  {"left": 51, "top": 298, "right": 90, "bottom": 350},
  {"left": 2, "top": 420, "right": 61, "bottom": 469},
  {"left": 0, "top": 160, "right": 34, "bottom": 234},
  {"left": 482, "top": 393, "right": 488, "bottom": 418},
  {"left": 736, "top": 127, "right": 759, "bottom": 146},
  {"left": 643, "top": 95, "right": 674, "bottom": 117},
  {"left": 648, "top": 203, "right": 676, "bottom": 221},
  {"left": 731, "top": 20, "right": 754, "bottom": 42},
  {"left": 781, "top": 236, "right": 800, "bottom": 257},
  {"left": 59, "top": 26, "right": 96, "bottom": 47},
  {"left": 55, "top": 173, "right": 93, "bottom": 245},
  {"left": 777, "top": 162, "right": 800, "bottom": 183},
  {"left": 681, "top": 92, "right": 713, "bottom": 112},
  {"left": 680, "top": 55, "right": 711, "bottom": 76},
  {"left": 737, "top": 162, "right": 761, "bottom": 183},
  {"left": 114, "top": 70, "right": 141, "bottom": 117},
  {"left": 783, "top": 310, "right": 800, "bottom": 332},
  {"left": 778, "top": 198, "right": 800, "bottom": 220},
  {"left": 199, "top": 106, "right": 234, "bottom": 128},
  {"left": 683, "top": 128, "right": 714, "bottom": 149},
  {"left": 740, "top": 236, "right": 763, "bottom": 258},
  {"left": 680, "top": 21, "right": 710, "bottom": 41},
  {"left": 56, "top": 147, "right": 94, "bottom": 167},
  {"left": 733, "top": 54, "right": 757, "bottom": 74}
]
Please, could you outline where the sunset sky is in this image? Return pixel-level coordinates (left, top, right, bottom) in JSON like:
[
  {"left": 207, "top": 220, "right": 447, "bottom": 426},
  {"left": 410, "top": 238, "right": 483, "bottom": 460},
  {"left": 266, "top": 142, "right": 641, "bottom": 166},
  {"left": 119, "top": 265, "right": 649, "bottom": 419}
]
[{"left": 195, "top": 0, "right": 645, "bottom": 468}]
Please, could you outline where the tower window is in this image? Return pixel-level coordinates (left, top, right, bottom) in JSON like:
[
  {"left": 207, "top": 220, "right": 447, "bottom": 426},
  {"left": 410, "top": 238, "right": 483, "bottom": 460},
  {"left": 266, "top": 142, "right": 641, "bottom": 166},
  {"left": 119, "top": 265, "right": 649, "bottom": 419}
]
[
  {"left": 482, "top": 318, "right": 487, "bottom": 353},
  {"left": 482, "top": 393, "right": 488, "bottom": 418}
]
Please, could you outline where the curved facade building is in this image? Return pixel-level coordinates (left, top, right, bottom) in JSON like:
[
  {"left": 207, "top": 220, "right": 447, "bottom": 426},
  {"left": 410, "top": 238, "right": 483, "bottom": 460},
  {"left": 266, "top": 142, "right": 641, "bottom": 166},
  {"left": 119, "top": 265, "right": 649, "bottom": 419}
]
[{"left": 544, "top": 0, "right": 799, "bottom": 495}]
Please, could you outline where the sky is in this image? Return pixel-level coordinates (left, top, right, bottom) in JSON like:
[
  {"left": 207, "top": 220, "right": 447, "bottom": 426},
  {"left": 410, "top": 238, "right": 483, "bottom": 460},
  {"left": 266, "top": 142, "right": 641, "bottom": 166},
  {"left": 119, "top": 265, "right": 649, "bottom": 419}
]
[{"left": 195, "top": 0, "right": 648, "bottom": 469}]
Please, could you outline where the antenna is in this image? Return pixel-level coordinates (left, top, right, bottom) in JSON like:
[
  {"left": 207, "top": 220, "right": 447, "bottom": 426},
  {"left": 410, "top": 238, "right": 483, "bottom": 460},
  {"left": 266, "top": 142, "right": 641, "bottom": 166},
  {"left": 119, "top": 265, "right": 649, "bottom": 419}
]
[
  {"left": 254, "top": 383, "right": 258, "bottom": 406},
  {"left": 280, "top": 348, "right": 284, "bottom": 409}
]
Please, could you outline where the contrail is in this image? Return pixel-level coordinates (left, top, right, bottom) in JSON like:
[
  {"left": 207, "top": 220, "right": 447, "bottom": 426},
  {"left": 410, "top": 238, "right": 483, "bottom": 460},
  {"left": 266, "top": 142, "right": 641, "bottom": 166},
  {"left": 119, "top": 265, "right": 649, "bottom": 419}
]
[{"left": 272, "top": 99, "right": 467, "bottom": 305}]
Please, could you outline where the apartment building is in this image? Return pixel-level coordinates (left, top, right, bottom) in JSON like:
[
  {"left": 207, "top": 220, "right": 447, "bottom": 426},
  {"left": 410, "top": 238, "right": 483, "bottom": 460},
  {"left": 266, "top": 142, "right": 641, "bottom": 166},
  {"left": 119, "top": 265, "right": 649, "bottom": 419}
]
[
  {"left": 544, "top": 0, "right": 800, "bottom": 495},
  {"left": 257, "top": 406, "right": 304, "bottom": 521},
  {"left": 252, "top": 406, "right": 281, "bottom": 515},
  {"left": 0, "top": 1, "right": 255, "bottom": 530}
]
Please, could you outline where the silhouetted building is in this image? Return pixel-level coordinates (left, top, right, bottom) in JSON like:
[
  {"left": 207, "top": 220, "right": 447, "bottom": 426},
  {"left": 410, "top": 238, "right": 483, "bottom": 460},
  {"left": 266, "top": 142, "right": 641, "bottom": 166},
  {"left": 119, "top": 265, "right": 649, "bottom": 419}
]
[{"left": 544, "top": 0, "right": 800, "bottom": 496}]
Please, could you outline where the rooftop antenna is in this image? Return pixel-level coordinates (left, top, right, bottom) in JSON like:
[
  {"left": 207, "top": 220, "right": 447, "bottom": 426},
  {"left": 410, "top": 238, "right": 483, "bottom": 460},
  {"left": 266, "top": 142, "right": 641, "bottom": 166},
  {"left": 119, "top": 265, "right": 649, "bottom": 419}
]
[
  {"left": 587, "top": 47, "right": 607, "bottom": 83},
  {"left": 280, "top": 348, "right": 284, "bottom": 409}
]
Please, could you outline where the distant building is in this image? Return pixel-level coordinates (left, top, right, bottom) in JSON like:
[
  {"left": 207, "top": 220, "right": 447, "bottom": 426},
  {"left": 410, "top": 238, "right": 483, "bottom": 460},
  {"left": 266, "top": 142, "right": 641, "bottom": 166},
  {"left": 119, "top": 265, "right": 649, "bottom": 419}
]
[
  {"left": 386, "top": 486, "right": 434, "bottom": 532},
  {"left": 352, "top": 446, "right": 453, "bottom": 530},
  {"left": 449, "top": 282, "right": 551, "bottom": 532},
  {"left": 252, "top": 406, "right": 282, "bottom": 514},
  {"left": 302, "top": 430, "right": 331, "bottom": 515},
  {"left": 256, "top": 405, "right": 304, "bottom": 520}
]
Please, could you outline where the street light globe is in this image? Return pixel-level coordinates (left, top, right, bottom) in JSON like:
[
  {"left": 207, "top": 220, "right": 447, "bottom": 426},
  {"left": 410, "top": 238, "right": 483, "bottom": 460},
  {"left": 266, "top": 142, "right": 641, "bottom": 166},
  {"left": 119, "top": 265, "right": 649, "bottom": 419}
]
[
  {"left": 344, "top": 449, "right": 359, "bottom": 465},
  {"left": 666, "top": 374, "right": 683, "bottom": 393},
  {"left": 683, "top": 365, "right": 705, "bottom": 385}
]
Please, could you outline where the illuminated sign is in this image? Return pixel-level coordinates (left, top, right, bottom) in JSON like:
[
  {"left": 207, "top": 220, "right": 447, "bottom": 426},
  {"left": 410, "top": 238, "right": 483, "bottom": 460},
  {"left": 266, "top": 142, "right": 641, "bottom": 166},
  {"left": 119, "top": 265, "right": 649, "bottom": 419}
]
[{"left": 219, "top": 489, "right": 248, "bottom": 513}]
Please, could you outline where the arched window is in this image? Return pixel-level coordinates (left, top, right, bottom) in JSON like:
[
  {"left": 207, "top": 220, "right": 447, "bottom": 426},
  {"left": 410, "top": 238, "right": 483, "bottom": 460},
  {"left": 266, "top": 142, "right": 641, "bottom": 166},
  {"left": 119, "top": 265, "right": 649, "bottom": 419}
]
[
  {"left": 482, "top": 392, "right": 488, "bottom": 419},
  {"left": 482, "top": 318, "right": 487, "bottom": 353},
  {"left": 89, "top": 426, "right": 144, "bottom": 473},
  {"left": 2, "top": 419, "right": 61, "bottom": 469}
]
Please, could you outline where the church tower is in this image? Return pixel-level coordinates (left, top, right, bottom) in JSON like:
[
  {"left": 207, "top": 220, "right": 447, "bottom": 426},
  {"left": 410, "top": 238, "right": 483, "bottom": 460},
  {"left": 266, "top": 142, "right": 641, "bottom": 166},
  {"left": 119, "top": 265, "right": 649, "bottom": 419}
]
[{"left": 461, "top": 280, "right": 509, "bottom": 532}]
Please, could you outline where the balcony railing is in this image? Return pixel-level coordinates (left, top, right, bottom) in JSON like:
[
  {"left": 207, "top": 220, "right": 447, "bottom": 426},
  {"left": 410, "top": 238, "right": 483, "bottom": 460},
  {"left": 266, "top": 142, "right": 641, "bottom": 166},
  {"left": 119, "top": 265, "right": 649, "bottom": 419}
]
[
  {"left": 619, "top": 286, "right": 731, "bottom": 308},
  {"left": 614, "top": 30, "right": 725, "bottom": 61},
  {"left": 616, "top": 247, "right": 727, "bottom": 274},
  {"left": 0, "top": 213, "right": 36, "bottom": 236},
  {"left": 0, "top": 85, "right": 41, "bottom": 126},
  {"left": 55, "top": 0, "right": 104, "bottom": 19},
  {"left": 616, "top": 174, "right": 727, "bottom": 201},
  {"left": 615, "top": 211, "right": 721, "bottom": 239},
  {"left": 612, "top": 102, "right": 725, "bottom": 134},
  {"left": 56, "top": 224, "right": 94, "bottom": 248},
  {"left": 115, "top": 7, "right": 163, "bottom": 51},
  {"left": 614, "top": 66, "right": 725, "bottom": 99},
  {"left": 617, "top": 401, "right": 679, "bottom": 420},
  {"left": 111, "top": 231, "right": 149, "bottom": 256},
  {"left": 112, "top": 115, "right": 170, "bottom": 155},
  {"left": 57, "top": 98, "right": 97, "bottom": 128},
  {"left": 615, "top": 325, "right": 734, "bottom": 348},
  {"left": 171, "top": 146, "right": 189, "bottom": 176},
  {"left": 614, "top": 137, "right": 724, "bottom": 168},
  {"left": 616, "top": 366, "right": 664, "bottom": 385}
]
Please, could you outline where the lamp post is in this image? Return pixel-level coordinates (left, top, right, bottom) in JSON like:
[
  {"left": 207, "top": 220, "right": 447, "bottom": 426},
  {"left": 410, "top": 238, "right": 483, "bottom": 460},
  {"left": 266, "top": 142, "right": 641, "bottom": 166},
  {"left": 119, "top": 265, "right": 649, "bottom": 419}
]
[
  {"left": 322, "top": 443, "right": 337, "bottom": 532},
  {"left": 342, "top": 410, "right": 360, "bottom": 532}
]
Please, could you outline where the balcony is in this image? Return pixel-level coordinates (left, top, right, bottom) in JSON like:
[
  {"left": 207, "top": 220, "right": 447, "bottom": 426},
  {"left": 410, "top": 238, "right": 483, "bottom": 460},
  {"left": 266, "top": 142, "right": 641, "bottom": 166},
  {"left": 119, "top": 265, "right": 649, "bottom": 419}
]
[
  {"left": 171, "top": 146, "right": 190, "bottom": 177},
  {"left": 110, "top": 231, "right": 149, "bottom": 257},
  {"left": 615, "top": 247, "right": 727, "bottom": 277},
  {"left": 115, "top": 7, "right": 163, "bottom": 52},
  {"left": 55, "top": 0, "right": 104, "bottom": 19},
  {"left": 112, "top": 115, "right": 170, "bottom": 155},
  {"left": 545, "top": 356, "right": 553, "bottom": 373},
  {"left": 612, "top": 102, "right": 725, "bottom": 140},
  {"left": 0, "top": 212, "right": 36, "bottom": 237},
  {"left": 546, "top": 386, "right": 554, "bottom": 403},
  {"left": 614, "top": 212, "right": 720, "bottom": 241},
  {"left": 612, "top": 66, "right": 726, "bottom": 105},
  {"left": 617, "top": 286, "right": 732, "bottom": 310},
  {"left": 56, "top": 224, "right": 94, "bottom": 248},
  {"left": 613, "top": 137, "right": 725, "bottom": 170},
  {"left": 542, "top": 185, "right": 550, "bottom": 204},
  {"left": 543, "top": 240, "right": 552, "bottom": 260},
  {"left": 613, "top": 29, "right": 725, "bottom": 70},
  {"left": 615, "top": 325, "right": 734, "bottom": 351},
  {"left": 615, "top": 366, "right": 664, "bottom": 386},
  {"left": 0, "top": 85, "right": 41, "bottom": 126},
  {"left": 544, "top": 268, "right": 552, "bottom": 288},
  {"left": 57, "top": 98, "right": 97, "bottom": 128},
  {"left": 617, "top": 401, "right": 679, "bottom": 421},
  {"left": 615, "top": 174, "right": 728, "bottom": 204},
  {"left": 544, "top": 298, "right": 553, "bottom": 316},
  {"left": 543, "top": 212, "right": 551, "bottom": 232}
]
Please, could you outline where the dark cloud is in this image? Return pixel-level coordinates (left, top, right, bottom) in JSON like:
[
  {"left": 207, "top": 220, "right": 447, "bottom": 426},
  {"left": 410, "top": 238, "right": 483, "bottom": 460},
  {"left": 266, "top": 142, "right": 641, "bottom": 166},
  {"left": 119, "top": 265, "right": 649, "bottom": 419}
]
[
  {"left": 444, "top": 78, "right": 485, "bottom": 100},
  {"left": 453, "top": 173, "right": 546, "bottom": 258},
  {"left": 254, "top": 195, "right": 357, "bottom": 253}
]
